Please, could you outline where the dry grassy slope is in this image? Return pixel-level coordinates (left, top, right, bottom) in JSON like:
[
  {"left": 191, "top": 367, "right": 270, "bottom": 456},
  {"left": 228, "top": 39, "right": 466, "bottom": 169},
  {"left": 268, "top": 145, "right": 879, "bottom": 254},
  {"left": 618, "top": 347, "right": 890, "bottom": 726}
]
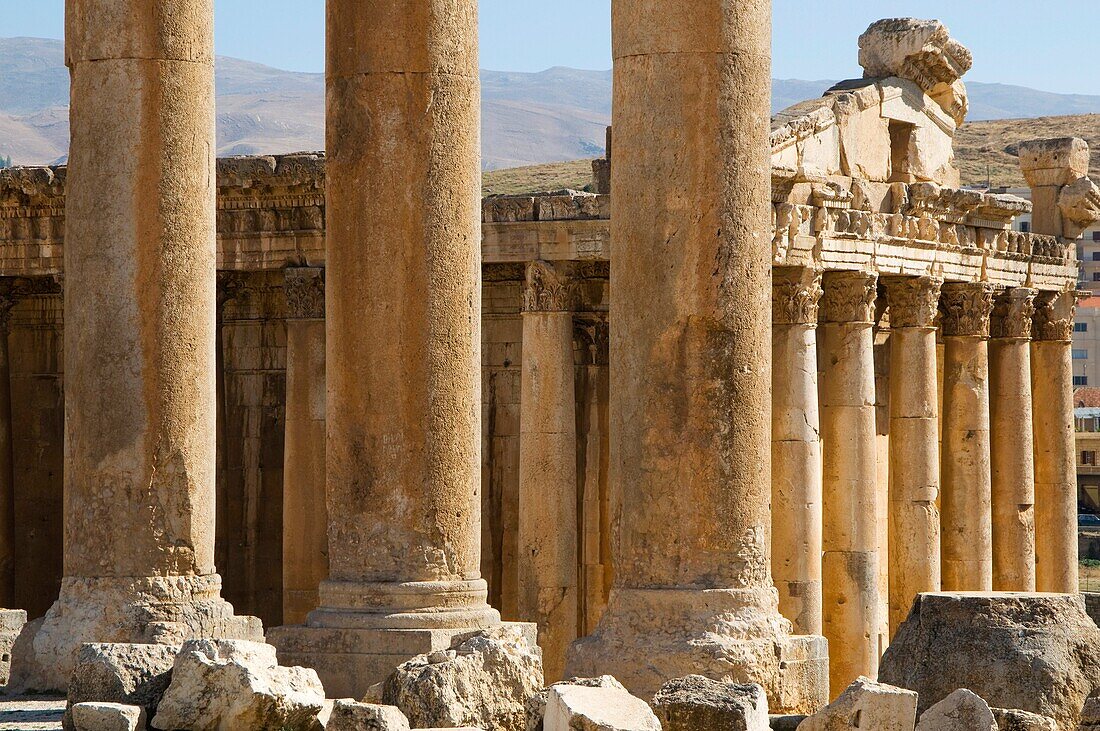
[{"left": 482, "top": 114, "right": 1100, "bottom": 194}]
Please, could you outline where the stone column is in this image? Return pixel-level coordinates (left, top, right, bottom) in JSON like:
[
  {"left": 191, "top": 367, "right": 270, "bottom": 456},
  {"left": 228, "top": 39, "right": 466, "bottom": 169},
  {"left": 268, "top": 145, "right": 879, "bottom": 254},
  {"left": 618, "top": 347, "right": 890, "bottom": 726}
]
[
  {"left": 989, "top": 287, "right": 1038, "bottom": 592},
  {"left": 1032, "top": 289, "right": 1081, "bottom": 593},
  {"left": 0, "top": 286, "right": 15, "bottom": 607},
  {"left": 566, "top": 0, "right": 827, "bottom": 712},
  {"left": 517, "top": 261, "right": 578, "bottom": 682},
  {"left": 268, "top": 0, "right": 503, "bottom": 698},
  {"left": 939, "top": 282, "right": 995, "bottom": 591},
  {"left": 882, "top": 275, "right": 941, "bottom": 633},
  {"left": 820, "top": 270, "right": 881, "bottom": 695},
  {"left": 282, "top": 268, "right": 328, "bottom": 625},
  {"left": 771, "top": 267, "right": 824, "bottom": 637},
  {"left": 12, "top": 0, "right": 261, "bottom": 691}
]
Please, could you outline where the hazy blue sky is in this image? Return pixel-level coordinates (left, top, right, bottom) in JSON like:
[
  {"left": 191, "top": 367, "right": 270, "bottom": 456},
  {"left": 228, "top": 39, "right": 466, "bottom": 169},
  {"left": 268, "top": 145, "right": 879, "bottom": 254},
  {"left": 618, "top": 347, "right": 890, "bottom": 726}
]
[{"left": 3, "top": 1, "right": 1098, "bottom": 94}]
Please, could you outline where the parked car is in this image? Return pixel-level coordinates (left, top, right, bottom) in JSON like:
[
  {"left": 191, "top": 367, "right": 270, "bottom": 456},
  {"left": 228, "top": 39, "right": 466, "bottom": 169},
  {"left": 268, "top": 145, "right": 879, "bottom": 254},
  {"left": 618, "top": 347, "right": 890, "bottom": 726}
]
[{"left": 1079, "top": 513, "right": 1100, "bottom": 527}]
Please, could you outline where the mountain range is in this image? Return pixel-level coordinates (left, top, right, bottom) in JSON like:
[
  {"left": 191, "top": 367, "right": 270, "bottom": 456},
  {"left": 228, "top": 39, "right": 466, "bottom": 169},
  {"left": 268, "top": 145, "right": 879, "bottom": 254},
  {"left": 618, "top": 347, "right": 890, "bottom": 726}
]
[{"left": 4, "top": 37, "right": 1100, "bottom": 171}]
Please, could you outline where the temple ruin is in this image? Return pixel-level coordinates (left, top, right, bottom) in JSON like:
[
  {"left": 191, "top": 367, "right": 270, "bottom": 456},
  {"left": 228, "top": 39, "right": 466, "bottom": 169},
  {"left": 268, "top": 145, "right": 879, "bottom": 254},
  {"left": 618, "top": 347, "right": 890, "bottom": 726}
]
[{"left": 0, "top": 3, "right": 1097, "bottom": 730}]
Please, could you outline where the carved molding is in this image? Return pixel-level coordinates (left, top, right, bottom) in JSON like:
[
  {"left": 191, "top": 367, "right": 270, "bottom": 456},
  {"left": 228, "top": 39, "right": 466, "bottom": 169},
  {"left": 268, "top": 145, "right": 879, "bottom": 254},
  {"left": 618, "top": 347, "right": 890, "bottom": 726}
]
[
  {"left": 522, "top": 261, "right": 574, "bottom": 313},
  {"left": 940, "top": 282, "right": 995, "bottom": 337},
  {"left": 284, "top": 267, "right": 325, "bottom": 320},
  {"left": 1033, "top": 289, "right": 1085, "bottom": 343},
  {"left": 990, "top": 287, "right": 1037, "bottom": 340},
  {"left": 820, "top": 271, "right": 878, "bottom": 325},
  {"left": 772, "top": 267, "right": 824, "bottom": 325},
  {"left": 883, "top": 275, "right": 943, "bottom": 329}
]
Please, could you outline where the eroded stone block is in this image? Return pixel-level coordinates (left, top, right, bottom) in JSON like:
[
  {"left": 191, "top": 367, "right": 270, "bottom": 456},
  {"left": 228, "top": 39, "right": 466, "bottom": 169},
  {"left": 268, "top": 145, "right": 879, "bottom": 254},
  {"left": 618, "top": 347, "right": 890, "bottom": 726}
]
[
  {"left": 653, "top": 675, "right": 769, "bottom": 731},
  {"left": 990, "top": 707, "right": 1057, "bottom": 731},
  {"left": 914, "top": 689, "right": 996, "bottom": 730},
  {"left": 526, "top": 675, "right": 626, "bottom": 731},
  {"left": 71, "top": 702, "right": 145, "bottom": 731},
  {"left": 797, "top": 676, "right": 917, "bottom": 731},
  {"left": 544, "top": 684, "right": 661, "bottom": 731},
  {"left": 63, "top": 643, "right": 177, "bottom": 731},
  {"left": 326, "top": 700, "right": 410, "bottom": 731}
]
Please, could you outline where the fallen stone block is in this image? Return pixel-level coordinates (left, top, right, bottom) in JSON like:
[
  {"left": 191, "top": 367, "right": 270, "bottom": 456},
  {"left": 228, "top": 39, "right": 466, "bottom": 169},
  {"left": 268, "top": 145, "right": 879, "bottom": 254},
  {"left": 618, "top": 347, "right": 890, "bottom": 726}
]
[
  {"left": 770, "top": 716, "right": 806, "bottom": 730},
  {"left": 150, "top": 638, "right": 324, "bottom": 731},
  {"left": 380, "top": 626, "right": 543, "bottom": 731},
  {"left": 990, "top": 707, "right": 1057, "bottom": 731},
  {"left": 526, "top": 675, "right": 626, "bottom": 731},
  {"left": 0, "top": 608, "right": 26, "bottom": 685},
  {"left": 326, "top": 700, "right": 410, "bottom": 731},
  {"left": 915, "top": 689, "right": 995, "bottom": 730},
  {"left": 63, "top": 643, "right": 178, "bottom": 731},
  {"left": 1080, "top": 697, "right": 1100, "bottom": 729},
  {"left": 71, "top": 702, "right": 145, "bottom": 731},
  {"left": 879, "top": 592, "right": 1100, "bottom": 729},
  {"left": 544, "top": 684, "right": 661, "bottom": 731},
  {"left": 652, "top": 675, "right": 769, "bottom": 731},
  {"left": 797, "top": 676, "right": 917, "bottom": 730}
]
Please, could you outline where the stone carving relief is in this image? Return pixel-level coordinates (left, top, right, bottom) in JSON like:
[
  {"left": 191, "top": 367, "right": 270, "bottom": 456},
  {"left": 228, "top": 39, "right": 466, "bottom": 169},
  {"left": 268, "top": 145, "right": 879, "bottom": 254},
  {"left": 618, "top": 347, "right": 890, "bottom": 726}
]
[
  {"left": 821, "top": 271, "right": 878, "bottom": 324},
  {"left": 772, "top": 267, "right": 824, "bottom": 325},
  {"left": 883, "top": 276, "right": 942, "bottom": 328},
  {"left": 939, "top": 282, "right": 994, "bottom": 337},
  {"left": 1058, "top": 176, "right": 1100, "bottom": 239},
  {"left": 1033, "top": 289, "right": 1084, "bottom": 343},
  {"left": 284, "top": 267, "right": 325, "bottom": 320},
  {"left": 989, "top": 288, "right": 1037, "bottom": 340},
  {"left": 522, "top": 261, "right": 575, "bottom": 313}
]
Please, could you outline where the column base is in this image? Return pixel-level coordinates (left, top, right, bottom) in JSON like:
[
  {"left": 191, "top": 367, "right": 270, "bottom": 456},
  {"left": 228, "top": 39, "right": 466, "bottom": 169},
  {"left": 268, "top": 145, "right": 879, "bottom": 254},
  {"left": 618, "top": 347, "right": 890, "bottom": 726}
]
[
  {"left": 565, "top": 586, "right": 828, "bottom": 713},
  {"left": 9, "top": 574, "right": 262, "bottom": 693},
  {"left": 268, "top": 578, "right": 507, "bottom": 697}
]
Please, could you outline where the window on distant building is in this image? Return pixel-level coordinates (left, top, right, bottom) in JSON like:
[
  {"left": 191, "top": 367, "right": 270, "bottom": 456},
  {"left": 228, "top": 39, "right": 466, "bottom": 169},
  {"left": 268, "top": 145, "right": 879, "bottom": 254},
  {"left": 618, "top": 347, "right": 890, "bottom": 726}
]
[
  {"left": 1020, "top": 221, "right": 1031, "bottom": 233},
  {"left": 1085, "top": 451, "right": 1097, "bottom": 465},
  {"left": 1076, "top": 376, "right": 1090, "bottom": 386},
  {"left": 1093, "top": 252, "right": 1100, "bottom": 261},
  {"left": 1092, "top": 272, "right": 1100, "bottom": 281},
  {"left": 1074, "top": 349, "right": 1089, "bottom": 360},
  {"left": 1077, "top": 322, "right": 1090, "bottom": 332},
  {"left": 1093, "top": 230, "right": 1100, "bottom": 241}
]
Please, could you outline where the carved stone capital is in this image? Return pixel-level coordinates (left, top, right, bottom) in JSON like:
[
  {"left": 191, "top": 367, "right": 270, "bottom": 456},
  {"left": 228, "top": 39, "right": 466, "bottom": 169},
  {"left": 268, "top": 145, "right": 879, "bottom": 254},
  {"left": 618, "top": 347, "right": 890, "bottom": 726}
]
[
  {"left": 772, "top": 267, "right": 823, "bottom": 326},
  {"left": 883, "top": 275, "right": 942, "bottom": 329},
  {"left": 1058, "top": 176, "right": 1100, "bottom": 239},
  {"left": 216, "top": 271, "right": 246, "bottom": 309},
  {"left": 1033, "top": 289, "right": 1086, "bottom": 342},
  {"left": 820, "top": 271, "right": 878, "bottom": 325},
  {"left": 940, "top": 282, "right": 995, "bottom": 337},
  {"left": 990, "top": 287, "right": 1037, "bottom": 340},
  {"left": 522, "top": 261, "right": 574, "bottom": 313},
  {"left": 284, "top": 267, "right": 325, "bottom": 320}
]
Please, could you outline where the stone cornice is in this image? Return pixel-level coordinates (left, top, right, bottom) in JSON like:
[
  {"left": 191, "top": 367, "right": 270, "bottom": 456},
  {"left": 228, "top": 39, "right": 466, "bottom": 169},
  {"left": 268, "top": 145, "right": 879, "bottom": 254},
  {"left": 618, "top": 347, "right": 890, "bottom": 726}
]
[
  {"left": 821, "top": 271, "right": 878, "bottom": 325},
  {"left": 772, "top": 267, "right": 823, "bottom": 325},
  {"left": 940, "top": 282, "right": 995, "bottom": 338},
  {"left": 284, "top": 267, "right": 325, "bottom": 320},
  {"left": 522, "top": 261, "right": 575, "bottom": 313},
  {"left": 883, "top": 275, "right": 943, "bottom": 329},
  {"left": 990, "top": 287, "right": 1037, "bottom": 340}
]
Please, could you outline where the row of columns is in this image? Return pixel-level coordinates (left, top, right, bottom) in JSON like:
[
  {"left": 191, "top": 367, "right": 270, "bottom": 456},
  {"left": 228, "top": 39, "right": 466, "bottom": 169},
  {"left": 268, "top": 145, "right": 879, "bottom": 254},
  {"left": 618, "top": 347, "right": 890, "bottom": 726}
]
[{"left": 770, "top": 268, "right": 1081, "bottom": 694}]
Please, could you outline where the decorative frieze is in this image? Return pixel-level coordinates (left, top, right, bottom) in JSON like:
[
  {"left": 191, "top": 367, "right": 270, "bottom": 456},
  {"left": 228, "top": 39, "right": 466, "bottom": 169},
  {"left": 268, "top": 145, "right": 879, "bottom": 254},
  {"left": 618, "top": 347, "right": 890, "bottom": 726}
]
[
  {"left": 772, "top": 267, "right": 824, "bottom": 325},
  {"left": 883, "top": 275, "right": 942, "bottom": 329},
  {"left": 990, "top": 287, "right": 1037, "bottom": 340},
  {"left": 522, "top": 261, "right": 575, "bottom": 313},
  {"left": 940, "top": 282, "right": 995, "bottom": 337},
  {"left": 821, "top": 271, "right": 878, "bottom": 324},
  {"left": 284, "top": 267, "right": 326, "bottom": 320},
  {"left": 1033, "top": 289, "right": 1086, "bottom": 343}
]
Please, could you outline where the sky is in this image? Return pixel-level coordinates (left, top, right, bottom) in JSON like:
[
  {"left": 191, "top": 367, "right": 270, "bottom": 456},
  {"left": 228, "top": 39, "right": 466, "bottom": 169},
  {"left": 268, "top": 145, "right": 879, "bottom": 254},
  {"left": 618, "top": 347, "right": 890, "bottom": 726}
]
[{"left": 3, "top": 1, "right": 1100, "bottom": 95}]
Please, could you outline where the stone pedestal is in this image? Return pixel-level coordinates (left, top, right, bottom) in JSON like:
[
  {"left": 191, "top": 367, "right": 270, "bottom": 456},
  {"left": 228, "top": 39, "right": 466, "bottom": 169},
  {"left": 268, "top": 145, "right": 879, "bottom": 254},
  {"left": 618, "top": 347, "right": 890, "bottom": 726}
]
[
  {"left": 1032, "top": 290, "right": 1081, "bottom": 593},
  {"left": 820, "top": 270, "right": 881, "bottom": 696},
  {"left": 771, "top": 267, "right": 824, "bottom": 636},
  {"left": 10, "top": 0, "right": 262, "bottom": 692},
  {"left": 883, "top": 276, "right": 942, "bottom": 632},
  {"left": 268, "top": 0, "right": 504, "bottom": 696},
  {"left": 565, "top": 0, "right": 827, "bottom": 712},
  {"left": 517, "top": 261, "right": 578, "bottom": 682},
  {"left": 282, "top": 268, "right": 328, "bottom": 624},
  {"left": 989, "top": 288, "right": 1037, "bottom": 592},
  {"left": 940, "top": 282, "right": 995, "bottom": 592}
]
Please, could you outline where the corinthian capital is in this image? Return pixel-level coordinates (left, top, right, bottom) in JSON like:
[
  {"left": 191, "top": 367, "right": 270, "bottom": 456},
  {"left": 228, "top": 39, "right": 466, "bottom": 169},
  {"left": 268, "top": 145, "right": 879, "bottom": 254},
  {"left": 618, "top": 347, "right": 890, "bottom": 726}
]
[
  {"left": 990, "top": 287, "right": 1037, "bottom": 340},
  {"left": 522, "top": 261, "right": 574, "bottom": 313},
  {"left": 284, "top": 267, "right": 325, "bottom": 320},
  {"left": 940, "top": 282, "right": 995, "bottom": 337},
  {"left": 1033, "top": 289, "right": 1086, "bottom": 343},
  {"left": 883, "top": 275, "right": 942, "bottom": 329},
  {"left": 821, "top": 271, "right": 878, "bottom": 325},
  {"left": 772, "top": 267, "right": 823, "bottom": 325}
]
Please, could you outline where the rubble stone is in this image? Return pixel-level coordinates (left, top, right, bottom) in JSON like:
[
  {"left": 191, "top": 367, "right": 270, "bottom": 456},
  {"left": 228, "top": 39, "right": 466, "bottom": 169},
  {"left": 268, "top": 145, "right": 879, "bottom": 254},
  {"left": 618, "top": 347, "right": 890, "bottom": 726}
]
[
  {"left": 990, "top": 707, "right": 1057, "bottom": 731},
  {"left": 150, "top": 639, "right": 324, "bottom": 731},
  {"left": 544, "top": 684, "right": 661, "bottom": 731},
  {"left": 879, "top": 592, "right": 1100, "bottom": 729},
  {"left": 652, "top": 675, "right": 769, "bottom": 731},
  {"left": 326, "top": 700, "right": 410, "bottom": 731},
  {"left": 62, "top": 643, "right": 178, "bottom": 731},
  {"left": 526, "top": 676, "right": 626, "bottom": 731},
  {"left": 380, "top": 628, "right": 543, "bottom": 731},
  {"left": 914, "top": 689, "right": 996, "bottom": 730},
  {"left": 70, "top": 703, "right": 145, "bottom": 731},
  {"left": 797, "top": 676, "right": 917, "bottom": 730}
]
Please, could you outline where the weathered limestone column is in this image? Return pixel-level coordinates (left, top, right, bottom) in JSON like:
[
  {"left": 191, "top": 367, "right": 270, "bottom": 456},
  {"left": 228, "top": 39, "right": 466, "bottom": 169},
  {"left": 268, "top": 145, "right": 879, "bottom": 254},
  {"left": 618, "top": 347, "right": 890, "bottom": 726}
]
[
  {"left": 0, "top": 287, "right": 15, "bottom": 607},
  {"left": 939, "top": 282, "right": 995, "bottom": 591},
  {"left": 566, "top": 0, "right": 827, "bottom": 712},
  {"left": 517, "top": 261, "right": 578, "bottom": 682},
  {"left": 12, "top": 0, "right": 261, "bottom": 691},
  {"left": 771, "top": 267, "right": 824, "bottom": 637},
  {"left": 1032, "top": 289, "right": 1082, "bottom": 593},
  {"left": 820, "top": 270, "right": 881, "bottom": 696},
  {"left": 882, "top": 275, "right": 941, "bottom": 632},
  {"left": 282, "top": 268, "right": 328, "bottom": 624},
  {"left": 989, "top": 287, "right": 1037, "bottom": 592},
  {"left": 268, "top": 0, "right": 503, "bottom": 698}
]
